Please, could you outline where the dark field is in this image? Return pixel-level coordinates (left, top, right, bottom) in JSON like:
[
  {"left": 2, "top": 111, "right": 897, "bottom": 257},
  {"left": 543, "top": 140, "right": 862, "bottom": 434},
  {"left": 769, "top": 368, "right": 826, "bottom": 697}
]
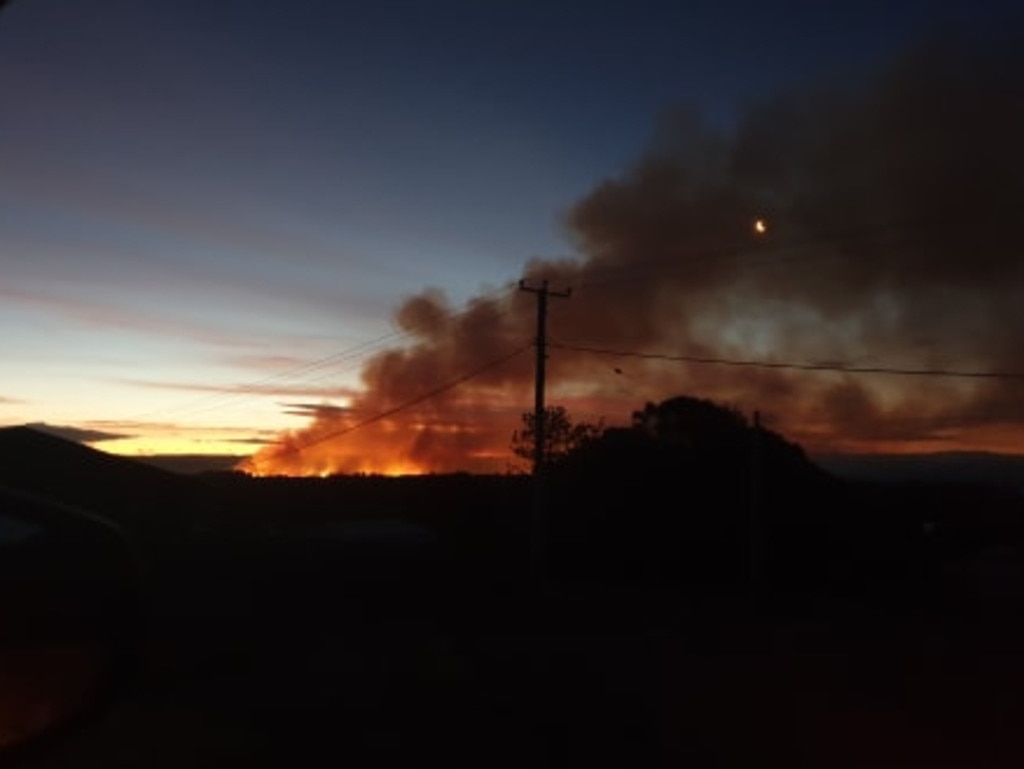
[{"left": 10, "top": 465, "right": 1024, "bottom": 769}]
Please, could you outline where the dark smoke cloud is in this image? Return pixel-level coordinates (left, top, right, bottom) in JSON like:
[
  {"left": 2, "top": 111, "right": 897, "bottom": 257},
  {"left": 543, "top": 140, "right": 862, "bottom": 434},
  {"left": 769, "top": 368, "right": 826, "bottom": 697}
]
[
  {"left": 247, "top": 35, "right": 1024, "bottom": 474},
  {"left": 542, "top": 35, "right": 1024, "bottom": 452}
]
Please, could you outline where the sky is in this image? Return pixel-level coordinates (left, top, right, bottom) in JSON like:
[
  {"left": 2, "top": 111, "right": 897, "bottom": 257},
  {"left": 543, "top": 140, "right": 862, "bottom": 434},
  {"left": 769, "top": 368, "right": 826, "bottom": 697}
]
[{"left": 1, "top": 0, "right": 1022, "bottom": 472}]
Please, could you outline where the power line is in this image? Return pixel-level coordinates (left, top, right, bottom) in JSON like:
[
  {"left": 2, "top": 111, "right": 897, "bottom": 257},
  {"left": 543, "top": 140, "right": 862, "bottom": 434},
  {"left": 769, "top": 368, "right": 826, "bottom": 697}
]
[
  {"left": 270, "top": 344, "right": 530, "bottom": 457},
  {"left": 124, "top": 215, "right": 969, "bottom": 423},
  {"left": 123, "top": 214, "right": 1003, "bottom": 428},
  {"left": 129, "top": 282, "right": 520, "bottom": 422},
  {"left": 550, "top": 342, "right": 1024, "bottom": 381},
  {"left": 133, "top": 338, "right": 392, "bottom": 421}
]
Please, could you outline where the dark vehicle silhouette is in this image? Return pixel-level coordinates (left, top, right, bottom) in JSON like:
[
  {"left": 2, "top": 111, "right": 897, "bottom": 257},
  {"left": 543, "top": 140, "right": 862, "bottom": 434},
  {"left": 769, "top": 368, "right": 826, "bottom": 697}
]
[{"left": 0, "top": 485, "right": 141, "bottom": 765}]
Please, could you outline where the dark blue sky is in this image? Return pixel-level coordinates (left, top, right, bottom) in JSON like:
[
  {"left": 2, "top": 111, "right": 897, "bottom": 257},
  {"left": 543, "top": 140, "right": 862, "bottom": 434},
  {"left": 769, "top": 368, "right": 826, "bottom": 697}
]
[{"left": 1, "top": 0, "right": 1020, "bottom": 457}]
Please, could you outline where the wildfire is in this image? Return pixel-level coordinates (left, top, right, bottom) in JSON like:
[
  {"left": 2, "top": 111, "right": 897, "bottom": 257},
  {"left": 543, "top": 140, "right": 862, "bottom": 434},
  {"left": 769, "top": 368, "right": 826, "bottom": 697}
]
[
  {"left": 236, "top": 408, "right": 523, "bottom": 477},
  {"left": 238, "top": 439, "right": 430, "bottom": 477},
  {"left": 236, "top": 47, "right": 1024, "bottom": 477}
]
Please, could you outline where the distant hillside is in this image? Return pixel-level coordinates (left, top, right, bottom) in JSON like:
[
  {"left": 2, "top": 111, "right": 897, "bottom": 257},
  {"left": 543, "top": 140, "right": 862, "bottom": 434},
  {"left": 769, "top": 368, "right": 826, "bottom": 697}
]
[
  {"left": 135, "top": 454, "right": 247, "bottom": 475},
  {"left": 0, "top": 426, "right": 219, "bottom": 542},
  {"left": 815, "top": 452, "right": 1024, "bottom": 494}
]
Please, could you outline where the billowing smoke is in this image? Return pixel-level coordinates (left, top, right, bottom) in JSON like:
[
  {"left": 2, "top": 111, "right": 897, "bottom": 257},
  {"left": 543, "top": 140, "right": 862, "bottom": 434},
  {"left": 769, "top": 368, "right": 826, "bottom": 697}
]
[{"left": 244, "top": 36, "right": 1024, "bottom": 475}]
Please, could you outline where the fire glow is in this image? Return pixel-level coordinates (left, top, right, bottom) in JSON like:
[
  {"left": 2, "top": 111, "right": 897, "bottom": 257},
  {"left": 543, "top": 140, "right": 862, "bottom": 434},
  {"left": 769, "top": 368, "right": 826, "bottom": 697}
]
[{"left": 238, "top": 406, "right": 528, "bottom": 477}]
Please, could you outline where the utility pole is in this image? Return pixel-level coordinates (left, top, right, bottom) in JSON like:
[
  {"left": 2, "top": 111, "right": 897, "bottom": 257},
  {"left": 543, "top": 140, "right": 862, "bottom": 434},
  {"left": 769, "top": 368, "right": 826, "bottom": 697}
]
[
  {"left": 749, "top": 410, "right": 763, "bottom": 591},
  {"left": 519, "top": 279, "right": 570, "bottom": 570}
]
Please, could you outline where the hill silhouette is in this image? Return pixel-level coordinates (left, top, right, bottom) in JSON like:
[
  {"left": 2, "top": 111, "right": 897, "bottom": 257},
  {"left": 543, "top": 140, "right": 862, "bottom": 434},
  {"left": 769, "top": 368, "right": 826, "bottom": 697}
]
[
  {"left": 817, "top": 451, "right": 1024, "bottom": 494},
  {"left": 0, "top": 426, "right": 219, "bottom": 550}
]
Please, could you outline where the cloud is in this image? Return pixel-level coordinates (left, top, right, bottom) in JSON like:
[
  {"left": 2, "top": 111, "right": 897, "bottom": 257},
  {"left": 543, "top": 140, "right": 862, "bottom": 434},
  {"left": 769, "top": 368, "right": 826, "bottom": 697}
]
[
  {"left": 26, "top": 422, "right": 131, "bottom": 444},
  {"left": 0, "top": 284, "right": 342, "bottom": 359},
  {"left": 246, "top": 34, "right": 1024, "bottom": 474},
  {"left": 123, "top": 378, "right": 359, "bottom": 400},
  {"left": 280, "top": 403, "right": 351, "bottom": 419},
  {"left": 224, "top": 436, "right": 274, "bottom": 446},
  {"left": 0, "top": 285, "right": 257, "bottom": 349}
]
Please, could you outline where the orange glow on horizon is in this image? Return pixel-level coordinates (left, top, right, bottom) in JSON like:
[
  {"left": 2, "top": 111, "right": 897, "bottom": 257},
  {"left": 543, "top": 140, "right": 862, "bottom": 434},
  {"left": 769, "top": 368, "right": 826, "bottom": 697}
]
[
  {"left": 233, "top": 410, "right": 516, "bottom": 477},
  {"left": 91, "top": 432, "right": 265, "bottom": 458},
  {"left": 234, "top": 395, "right": 1024, "bottom": 478},
  {"left": 77, "top": 390, "right": 1024, "bottom": 476},
  {"left": 238, "top": 426, "right": 1024, "bottom": 478},
  {"left": 241, "top": 451, "right": 430, "bottom": 478}
]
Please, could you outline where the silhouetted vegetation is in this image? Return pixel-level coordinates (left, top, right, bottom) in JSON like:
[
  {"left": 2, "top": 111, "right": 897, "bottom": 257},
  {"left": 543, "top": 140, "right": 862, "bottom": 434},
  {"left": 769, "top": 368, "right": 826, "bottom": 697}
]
[
  {"left": 510, "top": 406, "right": 604, "bottom": 471},
  {"left": 525, "top": 395, "right": 1024, "bottom": 610},
  {"left": 539, "top": 396, "right": 822, "bottom": 584}
]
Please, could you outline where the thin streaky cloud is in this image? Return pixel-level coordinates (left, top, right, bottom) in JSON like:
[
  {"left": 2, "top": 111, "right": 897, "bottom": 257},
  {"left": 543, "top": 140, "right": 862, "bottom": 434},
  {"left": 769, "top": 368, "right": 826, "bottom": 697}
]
[
  {"left": 84, "top": 418, "right": 280, "bottom": 435},
  {"left": 280, "top": 403, "right": 351, "bottom": 419},
  {"left": 120, "top": 378, "right": 358, "bottom": 400},
  {"left": 24, "top": 422, "right": 130, "bottom": 443},
  {"left": 0, "top": 285, "right": 278, "bottom": 350}
]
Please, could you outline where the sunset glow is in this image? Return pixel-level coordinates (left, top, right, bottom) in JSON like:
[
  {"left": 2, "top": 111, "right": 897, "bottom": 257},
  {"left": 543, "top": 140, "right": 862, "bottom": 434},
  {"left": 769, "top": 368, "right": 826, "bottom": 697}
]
[
  {"left": 233, "top": 386, "right": 1024, "bottom": 477},
  {"left": 93, "top": 433, "right": 266, "bottom": 459},
  {"left": 237, "top": 408, "right": 523, "bottom": 477},
  {"left": 2, "top": 4, "right": 1021, "bottom": 475}
]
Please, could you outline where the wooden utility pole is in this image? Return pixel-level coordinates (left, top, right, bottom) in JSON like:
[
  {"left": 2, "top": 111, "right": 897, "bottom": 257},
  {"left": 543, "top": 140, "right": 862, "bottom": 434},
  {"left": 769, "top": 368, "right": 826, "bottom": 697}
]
[
  {"left": 518, "top": 279, "right": 570, "bottom": 567},
  {"left": 749, "top": 410, "right": 763, "bottom": 589}
]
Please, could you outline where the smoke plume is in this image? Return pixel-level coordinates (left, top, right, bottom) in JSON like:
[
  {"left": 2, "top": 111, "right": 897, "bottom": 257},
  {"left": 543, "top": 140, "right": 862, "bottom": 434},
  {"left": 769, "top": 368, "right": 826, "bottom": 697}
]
[{"left": 244, "top": 36, "right": 1024, "bottom": 475}]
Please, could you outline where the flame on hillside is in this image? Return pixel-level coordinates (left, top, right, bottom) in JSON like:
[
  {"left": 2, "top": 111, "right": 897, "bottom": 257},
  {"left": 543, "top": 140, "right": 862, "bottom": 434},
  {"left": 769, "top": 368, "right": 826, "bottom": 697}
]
[{"left": 240, "top": 411, "right": 520, "bottom": 476}]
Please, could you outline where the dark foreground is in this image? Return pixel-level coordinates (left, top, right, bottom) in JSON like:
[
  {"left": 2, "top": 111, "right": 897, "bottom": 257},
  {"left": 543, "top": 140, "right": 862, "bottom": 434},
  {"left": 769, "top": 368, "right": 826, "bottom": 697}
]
[
  {"left": 3, "top": 428, "right": 1022, "bottom": 768},
  {"left": 17, "top": 525, "right": 1024, "bottom": 769}
]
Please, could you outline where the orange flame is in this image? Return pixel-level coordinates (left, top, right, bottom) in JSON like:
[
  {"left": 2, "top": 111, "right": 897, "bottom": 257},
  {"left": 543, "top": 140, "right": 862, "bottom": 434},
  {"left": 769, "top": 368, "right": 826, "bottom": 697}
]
[{"left": 237, "top": 406, "right": 525, "bottom": 477}]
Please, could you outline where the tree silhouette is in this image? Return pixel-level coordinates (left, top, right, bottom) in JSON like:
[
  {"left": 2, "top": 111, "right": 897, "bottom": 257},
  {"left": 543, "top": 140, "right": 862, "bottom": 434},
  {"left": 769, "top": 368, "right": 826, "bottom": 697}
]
[
  {"left": 540, "top": 394, "right": 830, "bottom": 584},
  {"left": 510, "top": 406, "right": 604, "bottom": 470},
  {"left": 631, "top": 396, "right": 749, "bottom": 449}
]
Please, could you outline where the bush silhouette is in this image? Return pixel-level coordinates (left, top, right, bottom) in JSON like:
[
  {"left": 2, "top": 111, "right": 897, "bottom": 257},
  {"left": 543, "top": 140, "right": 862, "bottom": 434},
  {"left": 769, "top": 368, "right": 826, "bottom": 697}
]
[{"left": 543, "top": 395, "right": 826, "bottom": 585}]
